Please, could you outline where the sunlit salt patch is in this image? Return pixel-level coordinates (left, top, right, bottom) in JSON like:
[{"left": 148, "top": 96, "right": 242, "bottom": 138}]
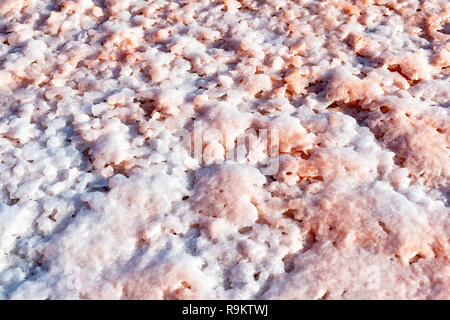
[{"left": 408, "top": 79, "right": 450, "bottom": 107}]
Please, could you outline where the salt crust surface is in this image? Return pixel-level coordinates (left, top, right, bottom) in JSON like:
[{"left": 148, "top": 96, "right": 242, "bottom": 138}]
[{"left": 0, "top": 0, "right": 449, "bottom": 299}]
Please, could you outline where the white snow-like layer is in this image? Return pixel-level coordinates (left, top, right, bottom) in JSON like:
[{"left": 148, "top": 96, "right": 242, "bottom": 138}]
[{"left": 0, "top": 0, "right": 449, "bottom": 299}]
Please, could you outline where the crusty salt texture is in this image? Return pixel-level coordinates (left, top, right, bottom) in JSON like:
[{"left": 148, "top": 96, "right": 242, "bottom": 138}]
[{"left": 0, "top": 0, "right": 448, "bottom": 299}]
